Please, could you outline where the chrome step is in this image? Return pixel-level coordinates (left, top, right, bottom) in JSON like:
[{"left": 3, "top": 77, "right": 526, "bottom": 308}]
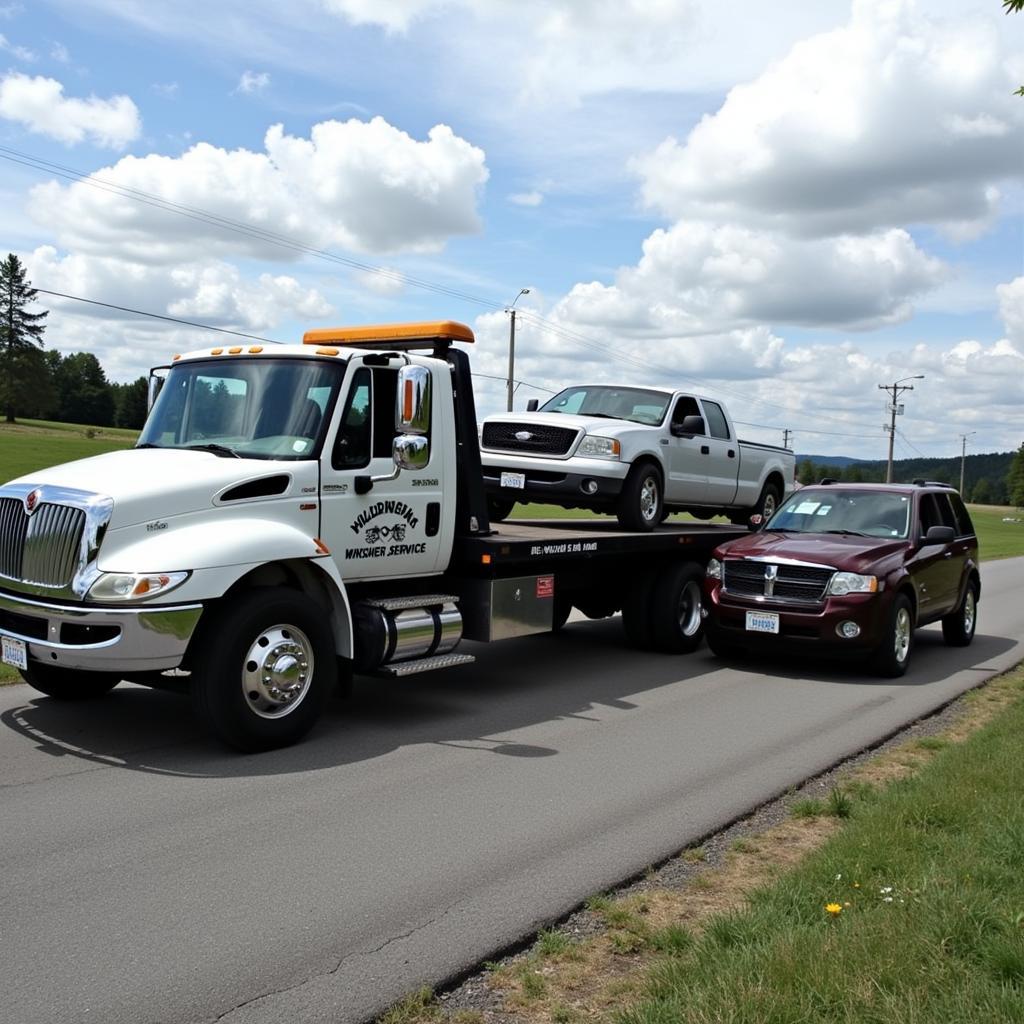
[
  {"left": 364, "top": 593, "right": 460, "bottom": 611},
  {"left": 376, "top": 652, "right": 476, "bottom": 677}
]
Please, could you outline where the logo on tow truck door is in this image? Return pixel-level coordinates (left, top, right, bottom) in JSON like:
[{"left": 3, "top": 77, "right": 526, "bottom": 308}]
[{"left": 345, "top": 500, "right": 426, "bottom": 560}]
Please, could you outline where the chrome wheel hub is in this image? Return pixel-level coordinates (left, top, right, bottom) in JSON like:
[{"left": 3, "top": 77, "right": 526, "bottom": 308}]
[
  {"left": 964, "top": 590, "right": 976, "bottom": 634},
  {"left": 894, "top": 607, "right": 911, "bottom": 664},
  {"left": 763, "top": 492, "right": 777, "bottom": 518},
  {"left": 242, "top": 624, "right": 315, "bottom": 719},
  {"left": 640, "top": 478, "right": 659, "bottom": 522},
  {"left": 677, "top": 580, "right": 702, "bottom": 637}
]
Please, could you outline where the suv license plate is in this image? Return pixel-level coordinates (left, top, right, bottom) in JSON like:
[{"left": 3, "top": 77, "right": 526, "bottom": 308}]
[
  {"left": 500, "top": 472, "right": 526, "bottom": 490},
  {"left": 745, "top": 611, "right": 780, "bottom": 634},
  {"left": 1, "top": 635, "right": 28, "bottom": 670}
]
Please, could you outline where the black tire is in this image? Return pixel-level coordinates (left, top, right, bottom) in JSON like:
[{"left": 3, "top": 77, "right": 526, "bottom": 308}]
[
  {"left": 551, "top": 594, "right": 572, "bottom": 632},
  {"left": 941, "top": 580, "right": 978, "bottom": 647},
  {"left": 754, "top": 480, "right": 782, "bottom": 522},
  {"left": 650, "top": 562, "right": 706, "bottom": 653},
  {"left": 871, "top": 593, "right": 914, "bottom": 678},
  {"left": 20, "top": 663, "right": 121, "bottom": 700},
  {"left": 488, "top": 498, "right": 516, "bottom": 523},
  {"left": 621, "top": 567, "right": 657, "bottom": 649},
  {"left": 616, "top": 461, "right": 663, "bottom": 532},
  {"left": 190, "top": 588, "right": 337, "bottom": 752}
]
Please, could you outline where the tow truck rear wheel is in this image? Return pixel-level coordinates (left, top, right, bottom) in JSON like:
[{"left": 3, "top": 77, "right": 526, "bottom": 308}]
[
  {"left": 191, "top": 588, "right": 337, "bottom": 752},
  {"left": 650, "top": 562, "right": 706, "bottom": 653},
  {"left": 20, "top": 663, "right": 121, "bottom": 700}
]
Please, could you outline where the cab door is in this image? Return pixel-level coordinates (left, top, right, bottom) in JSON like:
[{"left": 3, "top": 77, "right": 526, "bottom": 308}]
[
  {"left": 699, "top": 399, "right": 739, "bottom": 506},
  {"left": 665, "top": 395, "right": 709, "bottom": 504},
  {"left": 908, "top": 493, "right": 959, "bottom": 618},
  {"left": 318, "top": 358, "right": 444, "bottom": 581}
]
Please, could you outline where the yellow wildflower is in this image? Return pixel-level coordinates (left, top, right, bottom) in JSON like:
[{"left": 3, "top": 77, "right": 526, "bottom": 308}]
[{"left": 825, "top": 903, "right": 843, "bottom": 916}]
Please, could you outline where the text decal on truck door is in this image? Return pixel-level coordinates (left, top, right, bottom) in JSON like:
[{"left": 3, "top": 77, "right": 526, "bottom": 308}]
[{"left": 346, "top": 501, "right": 426, "bottom": 559}]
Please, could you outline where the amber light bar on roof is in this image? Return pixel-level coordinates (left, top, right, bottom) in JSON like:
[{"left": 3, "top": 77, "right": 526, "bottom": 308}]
[{"left": 302, "top": 320, "right": 475, "bottom": 348}]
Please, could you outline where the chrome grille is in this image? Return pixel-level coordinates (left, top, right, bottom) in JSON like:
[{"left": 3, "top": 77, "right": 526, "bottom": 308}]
[
  {"left": 481, "top": 422, "right": 579, "bottom": 456},
  {"left": 723, "top": 559, "right": 833, "bottom": 604},
  {"left": 0, "top": 498, "right": 86, "bottom": 587}
]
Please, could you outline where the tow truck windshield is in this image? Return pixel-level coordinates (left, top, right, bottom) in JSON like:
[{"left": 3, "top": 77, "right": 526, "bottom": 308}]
[
  {"left": 139, "top": 358, "right": 345, "bottom": 461},
  {"left": 766, "top": 488, "right": 911, "bottom": 540}
]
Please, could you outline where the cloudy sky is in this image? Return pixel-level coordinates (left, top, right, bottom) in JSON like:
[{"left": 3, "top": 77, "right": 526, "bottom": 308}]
[{"left": 2, "top": 0, "right": 1022, "bottom": 458}]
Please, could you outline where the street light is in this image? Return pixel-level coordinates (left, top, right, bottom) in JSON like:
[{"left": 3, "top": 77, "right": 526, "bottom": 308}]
[
  {"left": 506, "top": 288, "right": 530, "bottom": 412},
  {"left": 878, "top": 375, "right": 924, "bottom": 483}
]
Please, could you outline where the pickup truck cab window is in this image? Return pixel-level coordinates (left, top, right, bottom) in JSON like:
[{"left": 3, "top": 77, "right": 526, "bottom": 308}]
[
  {"left": 701, "top": 400, "right": 731, "bottom": 440},
  {"left": 139, "top": 357, "right": 344, "bottom": 460},
  {"left": 540, "top": 386, "right": 671, "bottom": 426}
]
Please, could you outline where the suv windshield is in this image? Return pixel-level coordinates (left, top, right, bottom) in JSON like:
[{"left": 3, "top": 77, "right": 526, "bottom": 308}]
[
  {"left": 139, "top": 358, "right": 345, "bottom": 461},
  {"left": 766, "top": 489, "right": 911, "bottom": 539},
  {"left": 540, "top": 386, "right": 670, "bottom": 425}
]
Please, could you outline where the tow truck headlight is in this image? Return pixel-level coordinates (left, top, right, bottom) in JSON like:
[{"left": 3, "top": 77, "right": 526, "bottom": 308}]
[
  {"left": 826, "top": 572, "right": 878, "bottom": 596},
  {"left": 705, "top": 557, "right": 722, "bottom": 580},
  {"left": 577, "top": 435, "right": 621, "bottom": 459},
  {"left": 87, "top": 571, "right": 190, "bottom": 602}
]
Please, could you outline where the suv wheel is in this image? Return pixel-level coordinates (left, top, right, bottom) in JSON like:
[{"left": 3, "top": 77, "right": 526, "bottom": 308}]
[
  {"left": 941, "top": 581, "right": 978, "bottom": 647},
  {"left": 871, "top": 593, "right": 914, "bottom": 678}
]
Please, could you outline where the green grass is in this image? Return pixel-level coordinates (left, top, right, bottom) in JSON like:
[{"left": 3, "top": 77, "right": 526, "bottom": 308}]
[
  {"left": 0, "top": 417, "right": 137, "bottom": 481},
  {"left": 0, "top": 663, "right": 19, "bottom": 686},
  {"left": 618, "top": 668, "right": 1024, "bottom": 1024}
]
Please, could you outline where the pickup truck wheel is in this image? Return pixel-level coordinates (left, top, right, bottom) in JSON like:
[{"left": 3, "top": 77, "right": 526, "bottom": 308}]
[
  {"left": 650, "top": 562, "right": 706, "bottom": 653},
  {"left": 871, "top": 593, "right": 914, "bottom": 678},
  {"left": 488, "top": 498, "right": 516, "bottom": 523},
  {"left": 20, "top": 663, "right": 121, "bottom": 700},
  {"left": 191, "top": 588, "right": 337, "bottom": 751},
  {"left": 616, "top": 462, "right": 663, "bottom": 532},
  {"left": 941, "top": 581, "right": 978, "bottom": 647},
  {"left": 755, "top": 481, "right": 781, "bottom": 521},
  {"left": 621, "top": 568, "right": 657, "bottom": 648}
]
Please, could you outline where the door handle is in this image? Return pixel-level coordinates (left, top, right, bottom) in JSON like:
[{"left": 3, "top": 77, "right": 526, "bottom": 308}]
[
  {"left": 700, "top": 445, "right": 710, "bottom": 455},
  {"left": 943, "top": 551, "right": 952, "bottom": 558},
  {"left": 727, "top": 449, "right": 735, "bottom": 458}
]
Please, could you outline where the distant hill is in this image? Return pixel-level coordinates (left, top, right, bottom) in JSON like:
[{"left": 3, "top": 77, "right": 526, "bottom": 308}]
[{"left": 796, "top": 454, "right": 863, "bottom": 468}]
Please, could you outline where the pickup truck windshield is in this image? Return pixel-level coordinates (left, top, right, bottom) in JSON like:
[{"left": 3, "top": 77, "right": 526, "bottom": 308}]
[
  {"left": 766, "top": 489, "right": 911, "bottom": 539},
  {"left": 139, "top": 358, "right": 345, "bottom": 460},
  {"left": 540, "top": 386, "right": 670, "bottom": 426}
]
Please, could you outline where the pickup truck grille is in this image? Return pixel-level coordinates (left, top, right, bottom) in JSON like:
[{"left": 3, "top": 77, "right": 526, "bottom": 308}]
[
  {"left": 481, "top": 422, "right": 579, "bottom": 456},
  {"left": 723, "top": 559, "right": 833, "bottom": 604},
  {"left": 0, "top": 498, "right": 86, "bottom": 588}
]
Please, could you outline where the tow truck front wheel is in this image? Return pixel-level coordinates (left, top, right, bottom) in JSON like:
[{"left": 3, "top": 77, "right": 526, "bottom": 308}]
[{"left": 191, "top": 588, "right": 337, "bottom": 752}]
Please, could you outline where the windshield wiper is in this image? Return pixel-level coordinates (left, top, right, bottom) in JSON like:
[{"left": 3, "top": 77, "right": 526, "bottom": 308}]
[
  {"left": 134, "top": 443, "right": 163, "bottom": 450},
  {"left": 183, "top": 443, "right": 241, "bottom": 459},
  {"left": 822, "top": 529, "right": 867, "bottom": 537}
]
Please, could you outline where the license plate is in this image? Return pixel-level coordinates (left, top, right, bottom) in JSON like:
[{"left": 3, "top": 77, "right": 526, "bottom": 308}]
[
  {"left": 500, "top": 471, "right": 526, "bottom": 490},
  {"left": 1, "top": 635, "right": 27, "bottom": 670},
  {"left": 745, "top": 611, "right": 780, "bottom": 634}
]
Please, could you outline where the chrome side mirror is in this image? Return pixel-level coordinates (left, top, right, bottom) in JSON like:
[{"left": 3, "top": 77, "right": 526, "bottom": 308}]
[{"left": 394, "top": 434, "right": 429, "bottom": 471}]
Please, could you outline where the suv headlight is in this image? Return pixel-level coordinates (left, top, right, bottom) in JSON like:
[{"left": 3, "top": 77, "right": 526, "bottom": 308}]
[
  {"left": 87, "top": 571, "right": 190, "bottom": 602},
  {"left": 706, "top": 557, "right": 722, "bottom": 580},
  {"left": 577, "top": 435, "right": 621, "bottom": 459},
  {"left": 826, "top": 572, "right": 878, "bottom": 596}
]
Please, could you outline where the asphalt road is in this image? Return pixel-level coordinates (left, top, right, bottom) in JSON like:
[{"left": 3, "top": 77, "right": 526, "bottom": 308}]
[{"left": 2, "top": 556, "right": 1022, "bottom": 1024}]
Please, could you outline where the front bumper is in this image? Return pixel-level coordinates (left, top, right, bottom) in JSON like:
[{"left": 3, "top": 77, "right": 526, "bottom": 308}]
[
  {"left": 482, "top": 457, "right": 626, "bottom": 507},
  {"left": 0, "top": 588, "right": 203, "bottom": 673},
  {"left": 703, "top": 581, "right": 891, "bottom": 653}
]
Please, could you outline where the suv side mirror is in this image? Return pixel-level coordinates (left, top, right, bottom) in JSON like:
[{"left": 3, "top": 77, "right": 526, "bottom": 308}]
[
  {"left": 671, "top": 414, "right": 705, "bottom": 438},
  {"left": 923, "top": 525, "right": 955, "bottom": 544},
  {"left": 526, "top": 398, "right": 539, "bottom": 412}
]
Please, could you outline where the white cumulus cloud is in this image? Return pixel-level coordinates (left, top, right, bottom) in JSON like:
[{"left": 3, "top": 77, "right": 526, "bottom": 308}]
[
  {"left": 236, "top": 70, "right": 270, "bottom": 94},
  {"left": 28, "top": 116, "right": 489, "bottom": 259},
  {"left": 0, "top": 72, "right": 141, "bottom": 148}
]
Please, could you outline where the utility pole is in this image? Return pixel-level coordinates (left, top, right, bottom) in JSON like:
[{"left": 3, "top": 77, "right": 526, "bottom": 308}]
[
  {"left": 878, "top": 375, "right": 924, "bottom": 483},
  {"left": 782, "top": 428, "right": 793, "bottom": 449},
  {"left": 506, "top": 288, "right": 530, "bottom": 412},
  {"left": 958, "top": 431, "right": 976, "bottom": 495}
]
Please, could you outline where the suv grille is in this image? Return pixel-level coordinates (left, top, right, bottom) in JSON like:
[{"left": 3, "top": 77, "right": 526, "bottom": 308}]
[
  {"left": 723, "top": 559, "right": 833, "bottom": 604},
  {"left": 0, "top": 498, "right": 86, "bottom": 588},
  {"left": 481, "top": 422, "right": 579, "bottom": 456}
]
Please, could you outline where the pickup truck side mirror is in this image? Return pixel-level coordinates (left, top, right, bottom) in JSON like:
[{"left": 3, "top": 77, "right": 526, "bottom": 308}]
[
  {"left": 526, "top": 398, "right": 539, "bottom": 412},
  {"left": 923, "top": 525, "right": 955, "bottom": 544},
  {"left": 671, "top": 414, "right": 705, "bottom": 438}
]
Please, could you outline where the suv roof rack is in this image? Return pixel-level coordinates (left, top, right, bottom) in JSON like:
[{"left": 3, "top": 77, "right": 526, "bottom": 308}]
[
  {"left": 818, "top": 478, "right": 838, "bottom": 485},
  {"left": 912, "top": 479, "right": 954, "bottom": 488}
]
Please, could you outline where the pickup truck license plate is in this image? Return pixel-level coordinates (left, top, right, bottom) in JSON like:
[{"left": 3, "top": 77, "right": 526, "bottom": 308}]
[
  {"left": 745, "top": 611, "right": 780, "bottom": 634},
  {"left": 1, "top": 635, "right": 28, "bottom": 670},
  {"left": 500, "top": 471, "right": 526, "bottom": 490}
]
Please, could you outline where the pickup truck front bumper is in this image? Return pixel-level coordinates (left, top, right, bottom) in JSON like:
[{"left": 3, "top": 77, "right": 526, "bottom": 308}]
[
  {"left": 0, "top": 588, "right": 203, "bottom": 674},
  {"left": 481, "top": 455, "right": 628, "bottom": 507}
]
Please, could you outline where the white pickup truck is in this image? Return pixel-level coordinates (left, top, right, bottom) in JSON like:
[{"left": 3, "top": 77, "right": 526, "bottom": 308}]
[{"left": 480, "top": 385, "right": 795, "bottom": 530}]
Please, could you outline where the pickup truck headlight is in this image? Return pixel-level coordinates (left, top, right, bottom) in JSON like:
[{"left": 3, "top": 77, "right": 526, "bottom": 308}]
[
  {"left": 87, "top": 571, "right": 190, "bottom": 602},
  {"left": 826, "top": 572, "right": 878, "bottom": 596},
  {"left": 706, "top": 557, "right": 722, "bottom": 580},
  {"left": 577, "top": 435, "right": 621, "bottom": 459}
]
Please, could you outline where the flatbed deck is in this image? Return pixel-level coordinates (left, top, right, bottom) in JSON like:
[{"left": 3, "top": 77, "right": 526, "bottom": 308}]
[{"left": 452, "top": 518, "right": 746, "bottom": 576}]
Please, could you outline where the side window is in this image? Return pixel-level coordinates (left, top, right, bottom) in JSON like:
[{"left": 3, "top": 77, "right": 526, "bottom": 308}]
[
  {"left": 371, "top": 368, "right": 400, "bottom": 459},
  {"left": 332, "top": 368, "right": 371, "bottom": 469},
  {"left": 948, "top": 493, "right": 975, "bottom": 537},
  {"left": 933, "top": 493, "right": 958, "bottom": 531},
  {"left": 701, "top": 400, "right": 731, "bottom": 440},
  {"left": 671, "top": 396, "right": 703, "bottom": 433},
  {"left": 917, "top": 494, "right": 941, "bottom": 535}
]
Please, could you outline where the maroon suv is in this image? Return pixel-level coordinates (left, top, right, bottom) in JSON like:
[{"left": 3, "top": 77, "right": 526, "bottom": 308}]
[{"left": 702, "top": 482, "right": 980, "bottom": 676}]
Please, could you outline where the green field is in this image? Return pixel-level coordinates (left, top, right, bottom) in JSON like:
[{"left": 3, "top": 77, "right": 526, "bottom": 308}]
[{"left": 0, "top": 418, "right": 138, "bottom": 483}]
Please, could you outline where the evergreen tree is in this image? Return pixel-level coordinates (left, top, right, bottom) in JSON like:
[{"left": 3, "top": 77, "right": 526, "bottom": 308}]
[
  {"left": 0, "top": 253, "right": 48, "bottom": 423},
  {"left": 1007, "top": 443, "right": 1024, "bottom": 508},
  {"left": 970, "top": 478, "right": 994, "bottom": 505},
  {"left": 54, "top": 352, "right": 115, "bottom": 426}
]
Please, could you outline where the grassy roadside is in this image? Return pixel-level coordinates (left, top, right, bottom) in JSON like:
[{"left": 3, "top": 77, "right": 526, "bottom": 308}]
[
  {"left": 0, "top": 417, "right": 137, "bottom": 481},
  {"left": 380, "top": 663, "right": 1024, "bottom": 1024}
]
